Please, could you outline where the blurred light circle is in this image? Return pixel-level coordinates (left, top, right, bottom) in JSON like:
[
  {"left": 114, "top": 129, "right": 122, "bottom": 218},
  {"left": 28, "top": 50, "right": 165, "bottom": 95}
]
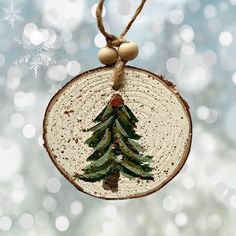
[
  {"left": 195, "top": 216, "right": 208, "bottom": 232},
  {"left": 14, "top": 91, "right": 29, "bottom": 108},
  {"left": 219, "top": 31, "right": 233, "bottom": 46},
  {"left": 92, "top": 3, "right": 106, "bottom": 18},
  {"left": 180, "top": 25, "right": 194, "bottom": 42},
  {"left": 141, "top": 41, "right": 156, "bottom": 59},
  {"left": 11, "top": 188, "right": 27, "bottom": 203},
  {"left": 230, "top": 194, "right": 236, "bottom": 208},
  {"left": 229, "top": 0, "right": 236, "bottom": 5},
  {"left": 55, "top": 216, "right": 70, "bottom": 232},
  {"left": 26, "top": 92, "right": 36, "bottom": 107},
  {"left": 143, "top": 41, "right": 156, "bottom": 53},
  {"left": 104, "top": 204, "right": 117, "bottom": 219},
  {"left": 153, "top": 9, "right": 167, "bottom": 25},
  {"left": 152, "top": 21, "right": 164, "bottom": 34},
  {"left": 169, "top": 9, "right": 184, "bottom": 25},
  {"left": 165, "top": 223, "right": 179, "bottom": 236},
  {"left": 7, "top": 66, "right": 22, "bottom": 90},
  {"left": 224, "top": 149, "right": 236, "bottom": 161},
  {"left": 182, "top": 176, "right": 195, "bottom": 189},
  {"left": 10, "top": 113, "right": 25, "bottom": 128},
  {"left": 61, "top": 28, "right": 72, "bottom": 42},
  {"left": 24, "top": 23, "right": 38, "bottom": 39},
  {"left": 47, "top": 65, "right": 67, "bottom": 81},
  {"left": 203, "top": 5, "right": 217, "bottom": 19},
  {"left": 163, "top": 195, "right": 177, "bottom": 211},
  {"left": 206, "top": 109, "right": 218, "bottom": 124},
  {"left": 94, "top": 33, "right": 106, "bottom": 48},
  {"left": 137, "top": 214, "right": 145, "bottom": 224},
  {"left": 166, "top": 57, "right": 182, "bottom": 74},
  {"left": 203, "top": 50, "right": 217, "bottom": 66},
  {"left": 56, "top": 65, "right": 67, "bottom": 80},
  {"left": 175, "top": 213, "right": 188, "bottom": 227},
  {"left": 208, "top": 214, "right": 222, "bottom": 229},
  {"left": 47, "top": 29, "right": 57, "bottom": 45},
  {"left": 187, "top": 0, "right": 201, "bottom": 12},
  {"left": 222, "top": 188, "right": 236, "bottom": 204},
  {"left": 118, "top": 0, "right": 132, "bottom": 16},
  {"left": 177, "top": 58, "right": 210, "bottom": 92},
  {"left": 232, "top": 72, "right": 236, "bottom": 85},
  {"left": 0, "top": 140, "right": 22, "bottom": 182},
  {"left": 148, "top": 226, "right": 157, "bottom": 235},
  {"left": 197, "top": 106, "right": 210, "bottom": 120},
  {"left": 158, "top": 0, "right": 188, "bottom": 7},
  {"left": 0, "top": 53, "right": 5, "bottom": 67},
  {"left": 225, "top": 105, "right": 236, "bottom": 141},
  {"left": 11, "top": 174, "right": 24, "bottom": 188},
  {"left": 40, "top": 0, "right": 84, "bottom": 30},
  {"left": 181, "top": 43, "right": 195, "bottom": 56},
  {"left": 30, "top": 30, "right": 44, "bottom": 46},
  {"left": 46, "top": 177, "right": 61, "bottom": 193},
  {"left": 19, "top": 213, "right": 34, "bottom": 230},
  {"left": 66, "top": 61, "right": 81, "bottom": 76},
  {"left": 214, "top": 182, "right": 228, "bottom": 196},
  {"left": 3, "top": 124, "right": 14, "bottom": 138},
  {"left": 7, "top": 66, "right": 22, "bottom": 79},
  {"left": 0, "top": 137, "right": 12, "bottom": 150},
  {"left": 219, "top": 2, "right": 229, "bottom": 11},
  {"left": 39, "top": 28, "right": 50, "bottom": 42},
  {"left": 0, "top": 216, "right": 12, "bottom": 231},
  {"left": 43, "top": 195, "right": 57, "bottom": 212},
  {"left": 198, "top": 132, "right": 216, "bottom": 153},
  {"left": 35, "top": 211, "right": 49, "bottom": 226},
  {"left": 7, "top": 76, "right": 21, "bottom": 90},
  {"left": 70, "top": 201, "right": 83, "bottom": 216},
  {"left": 64, "top": 41, "right": 78, "bottom": 55},
  {"left": 23, "top": 124, "right": 36, "bottom": 139}
]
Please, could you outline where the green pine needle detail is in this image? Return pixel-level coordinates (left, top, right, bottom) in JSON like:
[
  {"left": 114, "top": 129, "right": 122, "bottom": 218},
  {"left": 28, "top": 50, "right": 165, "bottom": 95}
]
[
  {"left": 123, "top": 105, "right": 139, "bottom": 123},
  {"left": 75, "top": 100, "right": 154, "bottom": 184},
  {"left": 88, "top": 116, "right": 114, "bottom": 132}
]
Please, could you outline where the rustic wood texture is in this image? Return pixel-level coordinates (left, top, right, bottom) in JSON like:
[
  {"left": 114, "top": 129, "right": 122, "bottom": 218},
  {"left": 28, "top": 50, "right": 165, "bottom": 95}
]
[{"left": 43, "top": 66, "right": 192, "bottom": 200}]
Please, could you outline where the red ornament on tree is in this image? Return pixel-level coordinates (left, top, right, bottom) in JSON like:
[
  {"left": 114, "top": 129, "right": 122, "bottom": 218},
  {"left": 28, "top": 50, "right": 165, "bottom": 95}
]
[{"left": 110, "top": 94, "right": 124, "bottom": 107}]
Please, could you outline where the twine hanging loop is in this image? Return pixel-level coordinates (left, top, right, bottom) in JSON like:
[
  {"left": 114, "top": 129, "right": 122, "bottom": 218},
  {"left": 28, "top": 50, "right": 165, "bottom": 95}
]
[{"left": 96, "top": 0, "right": 146, "bottom": 90}]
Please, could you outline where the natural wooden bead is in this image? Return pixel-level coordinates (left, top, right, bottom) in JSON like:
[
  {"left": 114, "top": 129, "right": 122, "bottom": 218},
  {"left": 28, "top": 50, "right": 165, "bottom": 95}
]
[
  {"left": 98, "top": 47, "right": 118, "bottom": 65},
  {"left": 118, "top": 42, "right": 139, "bottom": 61}
]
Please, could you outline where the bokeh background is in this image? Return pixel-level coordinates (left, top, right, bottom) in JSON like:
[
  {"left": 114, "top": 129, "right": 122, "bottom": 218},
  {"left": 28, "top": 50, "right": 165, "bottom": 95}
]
[{"left": 0, "top": 0, "right": 236, "bottom": 235}]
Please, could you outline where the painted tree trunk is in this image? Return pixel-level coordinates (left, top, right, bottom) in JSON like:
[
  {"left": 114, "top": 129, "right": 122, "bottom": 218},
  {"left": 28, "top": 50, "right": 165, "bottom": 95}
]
[{"left": 102, "top": 172, "right": 120, "bottom": 192}]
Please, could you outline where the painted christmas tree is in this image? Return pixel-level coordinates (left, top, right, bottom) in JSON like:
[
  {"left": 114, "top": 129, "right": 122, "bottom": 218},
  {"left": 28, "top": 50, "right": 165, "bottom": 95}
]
[{"left": 75, "top": 94, "right": 154, "bottom": 192}]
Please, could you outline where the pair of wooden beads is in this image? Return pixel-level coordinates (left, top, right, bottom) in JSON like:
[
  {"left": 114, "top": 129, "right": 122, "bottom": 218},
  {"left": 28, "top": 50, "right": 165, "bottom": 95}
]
[{"left": 98, "top": 42, "right": 139, "bottom": 66}]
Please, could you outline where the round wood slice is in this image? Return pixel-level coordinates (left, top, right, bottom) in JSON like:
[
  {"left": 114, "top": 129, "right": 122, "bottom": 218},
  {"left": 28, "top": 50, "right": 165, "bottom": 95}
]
[{"left": 43, "top": 66, "right": 192, "bottom": 200}]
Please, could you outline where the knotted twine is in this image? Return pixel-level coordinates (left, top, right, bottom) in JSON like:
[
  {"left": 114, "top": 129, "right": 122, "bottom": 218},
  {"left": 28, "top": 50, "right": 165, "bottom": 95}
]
[{"left": 96, "top": 0, "right": 147, "bottom": 90}]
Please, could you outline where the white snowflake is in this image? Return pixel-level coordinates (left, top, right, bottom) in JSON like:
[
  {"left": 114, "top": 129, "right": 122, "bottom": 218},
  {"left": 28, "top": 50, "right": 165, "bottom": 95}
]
[
  {"left": 1, "top": 0, "right": 23, "bottom": 28},
  {"left": 15, "top": 39, "right": 57, "bottom": 78},
  {"left": 49, "top": 83, "right": 62, "bottom": 95}
]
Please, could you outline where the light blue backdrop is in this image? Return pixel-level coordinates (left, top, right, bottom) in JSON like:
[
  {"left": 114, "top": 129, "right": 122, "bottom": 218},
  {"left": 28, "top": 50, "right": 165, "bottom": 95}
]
[{"left": 0, "top": 0, "right": 236, "bottom": 235}]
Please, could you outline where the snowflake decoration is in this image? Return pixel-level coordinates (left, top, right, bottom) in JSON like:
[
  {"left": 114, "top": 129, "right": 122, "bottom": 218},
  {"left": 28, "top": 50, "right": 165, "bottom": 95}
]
[
  {"left": 1, "top": 0, "right": 23, "bottom": 28},
  {"left": 49, "top": 83, "right": 62, "bottom": 95},
  {"left": 15, "top": 39, "right": 57, "bottom": 78}
]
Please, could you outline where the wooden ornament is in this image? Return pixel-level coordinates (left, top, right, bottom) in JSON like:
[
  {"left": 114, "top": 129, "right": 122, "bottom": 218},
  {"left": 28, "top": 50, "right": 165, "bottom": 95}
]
[
  {"left": 98, "top": 47, "right": 118, "bottom": 65},
  {"left": 43, "top": 66, "right": 192, "bottom": 200},
  {"left": 118, "top": 42, "right": 139, "bottom": 61}
]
